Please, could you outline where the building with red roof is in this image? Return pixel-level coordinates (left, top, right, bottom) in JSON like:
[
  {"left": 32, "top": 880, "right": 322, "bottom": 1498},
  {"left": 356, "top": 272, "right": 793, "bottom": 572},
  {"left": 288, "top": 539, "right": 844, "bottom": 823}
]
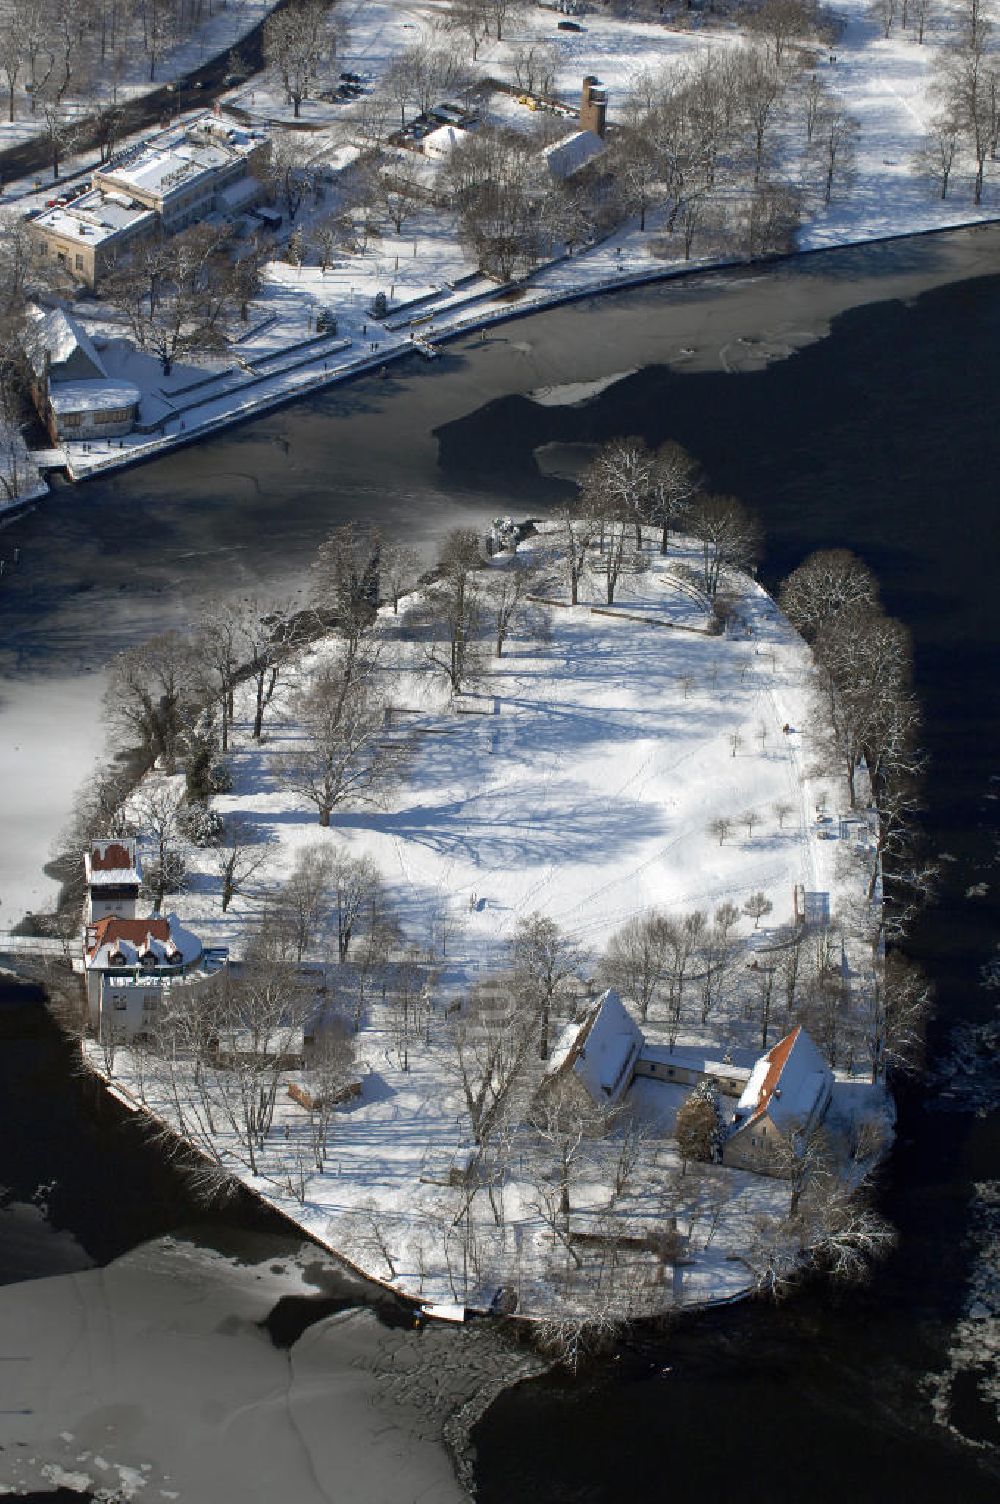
[
  {"left": 721, "top": 1025, "right": 833, "bottom": 1175},
  {"left": 83, "top": 838, "right": 142, "bottom": 922}
]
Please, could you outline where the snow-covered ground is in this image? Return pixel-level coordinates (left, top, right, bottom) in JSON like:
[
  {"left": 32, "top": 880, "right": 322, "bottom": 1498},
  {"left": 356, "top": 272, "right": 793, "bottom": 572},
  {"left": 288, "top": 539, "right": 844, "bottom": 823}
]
[
  {"left": 84, "top": 530, "right": 888, "bottom": 1316},
  {"left": 27, "top": 0, "right": 995, "bottom": 488}
]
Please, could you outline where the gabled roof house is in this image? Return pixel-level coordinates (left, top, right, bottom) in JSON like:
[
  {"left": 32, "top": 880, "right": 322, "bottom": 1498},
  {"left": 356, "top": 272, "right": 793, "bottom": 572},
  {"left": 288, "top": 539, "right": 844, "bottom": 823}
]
[
  {"left": 722, "top": 1025, "right": 833, "bottom": 1175},
  {"left": 539, "top": 988, "right": 643, "bottom": 1116}
]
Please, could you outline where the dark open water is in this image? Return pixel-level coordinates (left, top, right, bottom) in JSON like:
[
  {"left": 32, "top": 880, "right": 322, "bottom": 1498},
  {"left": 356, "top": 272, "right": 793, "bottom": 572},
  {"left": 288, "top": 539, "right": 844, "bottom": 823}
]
[{"left": 1, "top": 227, "right": 998, "bottom": 1501}]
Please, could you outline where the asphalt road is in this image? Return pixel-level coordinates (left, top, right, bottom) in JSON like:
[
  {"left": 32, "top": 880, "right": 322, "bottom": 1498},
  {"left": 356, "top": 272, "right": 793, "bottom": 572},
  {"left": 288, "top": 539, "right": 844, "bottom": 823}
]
[{"left": 0, "top": 1, "right": 279, "bottom": 187}]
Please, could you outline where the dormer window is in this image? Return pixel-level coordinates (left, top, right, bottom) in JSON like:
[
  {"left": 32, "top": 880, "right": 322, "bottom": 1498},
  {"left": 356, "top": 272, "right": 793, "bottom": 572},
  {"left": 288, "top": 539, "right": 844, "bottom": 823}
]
[
  {"left": 140, "top": 949, "right": 157, "bottom": 968},
  {"left": 108, "top": 949, "right": 126, "bottom": 966}
]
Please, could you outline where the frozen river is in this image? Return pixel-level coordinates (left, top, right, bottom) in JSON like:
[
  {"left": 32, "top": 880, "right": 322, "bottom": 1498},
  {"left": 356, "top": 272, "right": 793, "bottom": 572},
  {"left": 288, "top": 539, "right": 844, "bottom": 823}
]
[{"left": 1, "top": 223, "right": 999, "bottom": 1500}]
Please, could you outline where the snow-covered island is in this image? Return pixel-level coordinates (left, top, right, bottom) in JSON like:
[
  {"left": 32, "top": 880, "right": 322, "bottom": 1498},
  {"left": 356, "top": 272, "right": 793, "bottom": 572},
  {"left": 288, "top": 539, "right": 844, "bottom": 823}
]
[
  {"left": 3, "top": 0, "right": 1000, "bottom": 508},
  {"left": 63, "top": 517, "right": 900, "bottom": 1342}
]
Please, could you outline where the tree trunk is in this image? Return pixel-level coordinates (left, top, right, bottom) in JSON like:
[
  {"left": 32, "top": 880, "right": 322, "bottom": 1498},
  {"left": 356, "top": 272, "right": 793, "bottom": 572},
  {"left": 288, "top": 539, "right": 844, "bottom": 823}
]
[
  {"left": 253, "top": 673, "right": 265, "bottom": 738},
  {"left": 319, "top": 805, "right": 331, "bottom": 827}
]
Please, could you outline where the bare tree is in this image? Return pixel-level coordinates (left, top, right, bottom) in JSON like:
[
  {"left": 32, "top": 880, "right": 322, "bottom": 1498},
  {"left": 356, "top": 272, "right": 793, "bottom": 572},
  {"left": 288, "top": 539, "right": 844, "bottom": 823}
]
[
  {"left": 329, "top": 848, "right": 382, "bottom": 963},
  {"left": 445, "top": 0, "right": 492, "bottom": 62},
  {"left": 779, "top": 547, "right": 880, "bottom": 643},
  {"left": 743, "top": 891, "right": 774, "bottom": 929},
  {"left": 697, "top": 903, "right": 740, "bottom": 1023},
  {"left": 601, "top": 911, "right": 673, "bottom": 1024},
  {"left": 859, "top": 950, "right": 932, "bottom": 1082},
  {"left": 645, "top": 442, "right": 700, "bottom": 557},
  {"left": 278, "top": 661, "right": 390, "bottom": 827},
  {"left": 423, "top": 528, "right": 483, "bottom": 694},
  {"left": 446, "top": 127, "right": 541, "bottom": 281},
  {"left": 303, "top": 1021, "right": 356, "bottom": 1170},
  {"left": 663, "top": 912, "right": 704, "bottom": 1043},
  {"left": 870, "top": 0, "right": 897, "bottom": 38},
  {"left": 214, "top": 816, "right": 272, "bottom": 913},
  {"left": 266, "top": 131, "right": 323, "bottom": 221},
  {"left": 815, "top": 107, "right": 859, "bottom": 206},
  {"left": 103, "top": 225, "right": 232, "bottom": 375},
  {"left": 582, "top": 436, "right": 653, "bottom": 550},
  {"left": 748, "top": 0, "right": 824, "bottom": 66},
  {"left": 913, "top": 113, "right": 960, "bottom": 198},
  {"left": 377, "top": 540, "right": 422, "bottom": 614},
  {"left": 555, "top": 498, "right": 596, "bottom": 606},
  {"left": 482, "top": 553, "right": 541, "bottom": 658},
  {"left": 235, "top": 599, "right": 297, "bottom": 743},
  {"left": 104, "top": 631, "right": 198, "bottom": 773},
  {"left": 264, "top": 0, "right": 339, "bottom": 118},
  {"left": 736, "top": 46, "right": 786, "bottom": 184},
  {"left": 134, "top": 783, "right": 187, "bottom": 912},
  {"left": 913, "top": 0, "right": 933, "bottom": 43},
  {"left": 935, "top": 16, "right": 999, "bottom": 206},
  {"left": 688, "top": 493, "right": 762, "bottom": 598},
  {"left": 448, "top": 980, "right": 540, "bottom": 1145},
  {"left": 511, "top": 912, "right": 585, "bottom": 1061}
]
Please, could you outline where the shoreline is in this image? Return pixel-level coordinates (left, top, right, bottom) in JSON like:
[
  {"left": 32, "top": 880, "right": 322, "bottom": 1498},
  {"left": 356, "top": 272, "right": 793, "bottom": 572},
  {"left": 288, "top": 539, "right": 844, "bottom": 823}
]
[
  {"left": 84, "top": 1041, "right": 771, "bottom": 1327},
  {"left": 15, "top": 212, "right": 1000, "bottom": 502}
]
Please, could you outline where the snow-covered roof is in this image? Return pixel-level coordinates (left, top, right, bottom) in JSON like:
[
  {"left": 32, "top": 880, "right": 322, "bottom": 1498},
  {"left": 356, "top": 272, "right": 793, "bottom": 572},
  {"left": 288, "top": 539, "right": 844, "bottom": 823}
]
[
  {"left": 217, "top": 176, "right": 261, "bottom": 212},
  {"left": 48, "top": 381, "right": 141, "bottom": 415},
  {"left": 31, "top": 189, "right": 156, "bottom": 246},
  {"left": 85, "top": 914, "right": 202, "bottom": 971},
  {"left": 85, "top": 838, "right": 141, "bottom": 887},
  {"left": 25, "top": 305, "right": 107, "bottom": 382},
  {"left": 541, "top": 130, "right": 606, "bottom": 180},
  {"left": 639, "top": 1042, "right": 754, "bottom": 1081},
  {"left": 547, "top": 988, "right": 642, "bottom": 1106},
  {"left": 96, "top": 115, "right": 264, "bottom": 205},
  {"left": 423, "top": 124, "right": 465, "bottom": 158},
  {"left": 732, "top": 1026, "right": 832, "bottom": 1134}
]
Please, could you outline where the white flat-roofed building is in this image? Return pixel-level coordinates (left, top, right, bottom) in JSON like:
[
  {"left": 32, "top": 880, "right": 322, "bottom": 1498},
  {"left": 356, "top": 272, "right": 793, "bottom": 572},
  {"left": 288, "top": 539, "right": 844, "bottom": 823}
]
[
  {"left": 47, "top": 380, "right": 141, "bottom": 440},
  {"left": 29, "top": 112, "right": 270, "bottom": 287},
  {"left": 29, "top": 190, "right": 157, "bottom": 287}
]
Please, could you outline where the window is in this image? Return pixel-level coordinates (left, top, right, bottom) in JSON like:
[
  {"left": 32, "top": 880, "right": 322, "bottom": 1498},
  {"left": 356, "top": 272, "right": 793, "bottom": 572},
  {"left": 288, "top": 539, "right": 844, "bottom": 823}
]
[
  {"left": 75, "top": 253, "right": 84, "bottom": 270},
  {"left": 38, "top": 240, "right": 48, "bottom": 256},
  {"left": 61, "top": 413, "right": 82, "bottom": 427},
  {"left": 95, "top": 408, "right": 130, "bottom": 424}
]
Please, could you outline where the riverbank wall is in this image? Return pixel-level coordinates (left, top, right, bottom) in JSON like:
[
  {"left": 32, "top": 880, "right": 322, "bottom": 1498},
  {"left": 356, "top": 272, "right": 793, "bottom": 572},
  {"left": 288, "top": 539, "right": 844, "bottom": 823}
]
[{"left": 28, "top": 213, "right": 1000, "bottom": 497}]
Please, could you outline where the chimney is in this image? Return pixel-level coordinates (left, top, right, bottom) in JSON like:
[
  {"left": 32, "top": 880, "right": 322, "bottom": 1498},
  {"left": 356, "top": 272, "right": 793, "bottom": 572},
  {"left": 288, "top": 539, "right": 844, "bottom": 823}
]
[{"left": 580, "top": 75, "right": 607, "bottom": 138}]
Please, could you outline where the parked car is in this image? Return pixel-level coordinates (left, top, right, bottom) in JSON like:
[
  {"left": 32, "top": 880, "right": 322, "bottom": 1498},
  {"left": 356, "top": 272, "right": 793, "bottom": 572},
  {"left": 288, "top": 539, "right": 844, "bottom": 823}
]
[{"left": 558, "top": 18, "right": 583, "bottom": 28}]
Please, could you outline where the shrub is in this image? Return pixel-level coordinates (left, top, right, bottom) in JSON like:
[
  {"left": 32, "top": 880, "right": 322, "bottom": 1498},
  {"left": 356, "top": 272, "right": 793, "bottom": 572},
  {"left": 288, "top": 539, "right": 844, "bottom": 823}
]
[{"left": 178, "top": 803, "right": 224, "bottom": 847}]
